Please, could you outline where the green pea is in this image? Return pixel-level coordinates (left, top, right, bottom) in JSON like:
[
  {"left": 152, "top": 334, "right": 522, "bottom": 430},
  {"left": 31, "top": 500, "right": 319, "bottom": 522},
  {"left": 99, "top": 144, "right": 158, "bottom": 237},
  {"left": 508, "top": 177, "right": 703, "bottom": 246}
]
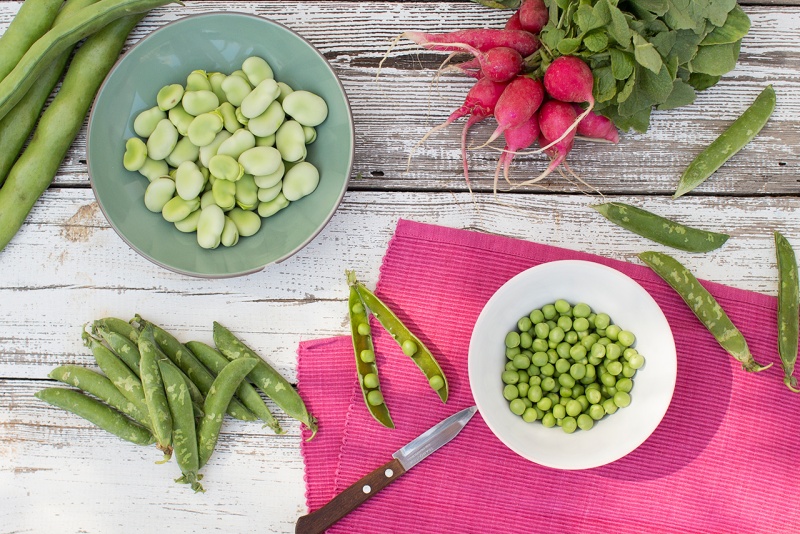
[
  {"left": 197, "top": 204, "right": 225, "bottom": 249},
  {"left": 239, "top": 146, "right": 282, "bottom": 176},
  {"left": 561, "top": 416, "right": 577, "bottom": 433},
  {"left": 367, "top": 390, "right": 384, "bottom": 406},
  {"left": 571, "top": 303, "right": 591, "bottom": 318},
  {"left": 540, "top": 363, "right": 555, "bottom": 377},
  {"left": 144, "top": 177, "right": 176, "bottom": 213},
  {"left": 241, "top": 78, "right": 280, "bottom": 119},
  {"left": 182, "top": 90, "right": 220, "bottom": 116},
  {"left": 557, "top": 316, "right": 572, "bottom": 332},
  {"left": 503, "top": 384, "right": 519, "bottom": 401},
  {"left": 501, "top": 370, "right": 519, "bottom": 385},
  {"left": 242, "top": 56, "right": 274, "bottom": 85},
  {"left": 134, "top": 106, "right": 166, "bottom": 137},
  {"left": 401, "top": 340, "right": 418, "bottom": 356},
  {"left": 541, "top": 412, "right": 556, "bottom": 428},
  {"left": 505, "top": 331, "right": 520, "bottom": 348},
  {"left": 174, "top": 208, "right": 201, "bottom": 233},
  {"left": 521, "top": 407, "right": 538, "bottom": 422},
  {"left": 198, "top": 130, "right": 231, "bottom": 168},
  {"left": 221, "top": 75, "right": 252, "bottom": 107},
  {"left": 622, "top": 362, "right": 636, "bottom": 378},
  {"left": 258, "top": 192, "right": 289, "bottom": 218},
  {"left": 569, "top": 363, "right": 586, "bottom": 380},
  {"left": 281, "top": 90, "right": 328, "bottom": 127},
  {"left": 157, "top": 83, "right": 184, "bottom": 111},
  {"left": 536, "top": 397, "right": 552, "bottom": 411},
  {"left": 209, "top": 154, "right": 244, "bottom": 182},
  {"left": 606, "top": 343, "right": 621, "bottom": 360},
  {"left": 585, "top": 388, "right": 602, "bottom": 405},
  {"left": 554, "top": 299, "right": 571, "bottom": 314},
  {"left": 146, "top": 119, "right": 179, "bottom": 161},
  {"left": 600, "top": 373, "right": 616, "bottom": 387},
  {"left": 603, "top": 399, "right": 618, "bottom": 415},
  {"left": 577, "top": 414, "right": 594, "bottom": 431},
  {"left": 564, "top": 331, "right": 578, "bottom": 345},
  {"left": 188, "top": 111, "right": 224, "bottom": 147},
  {"left": 429, "top": 375, "right": 445, "bottom": 391},
  {"left": 606, "top": 361, "right": 623, "bottom": 376},
  {"left": 572, "top": 317, "right": 589, "bottom": 332},
  {"left": 588, "top": 404, "right": 605, "bottom": 421},
  {"left": 509, "top": 398, "right": 526, "bottom": 416},
  {"left": 123, "top": 137, "right": 147, "bottom": 171},
  {"left": 558, "top": 373, "right": 575, "bottom": 389},
  {"left": 554, "top": 358, "right": 569, "bottom": 374},
  {"left": 628, "top": 353, "right": 645, "bottom": 370},
  {"left": 175, "top": 160, "right": 206, "bottom": 201},
  {"left": 616, "top": 377, "right": 633, "bottom": 393},
  {"left": 594, "top": 313, "right": 611, "bottom": 330},
  {"left": 552, "top": 403, "right": 566, "bottom": 420},
  {"left": 531, "top": 339, "right": 548, "bottom": 353},
  {"left": 363, "top": 373, "right": 379, "bottom": 389},
  {"left": 564, "top": 399, "right": 580, "bottom": 417},
  {"left": 569, "top": 345, "right": 586, "bottom": 360},
  {"left": 360, "top": 349, "right": 375, "bottom": 363},
  {"left": 606, "top": 325, "right": 621, "bottom": 341},
  {"left": 527, "top": 385, "right": 543, "bottom": 402},
  {"left": 618, "top": 330, "right": 636, "bottom": 347},
  {"left": 275, "top": 120, "right": 306, "bottom": 162},
  {"left": 534, "top": 322, "right": 550, "bottom": 339},
  {"left": 548, "top": 327, "right": 565, "bottom": 343},
  {"left": 613, "top": 391, "right": 631, "bottom": 408},
  {"left": 357, "top": 322, "right": 370, "bottom": 336},
  {"left": 517, "top": 316, "right": 532, "bottom": 332}
]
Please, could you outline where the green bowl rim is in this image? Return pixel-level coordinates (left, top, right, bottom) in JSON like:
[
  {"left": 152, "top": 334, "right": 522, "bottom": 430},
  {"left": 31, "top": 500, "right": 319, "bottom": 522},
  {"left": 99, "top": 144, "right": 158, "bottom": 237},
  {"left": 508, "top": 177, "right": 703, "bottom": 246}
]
[{"left": 87, "top": 11, "right": 354, "bottom": 279}]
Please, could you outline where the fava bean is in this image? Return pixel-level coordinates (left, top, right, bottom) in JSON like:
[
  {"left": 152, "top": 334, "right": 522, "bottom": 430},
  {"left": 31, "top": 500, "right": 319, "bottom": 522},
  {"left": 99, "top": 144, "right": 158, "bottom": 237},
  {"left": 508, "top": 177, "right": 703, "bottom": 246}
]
[
  {"left": 218, "top": 128, "right": 256, "bottom": 160},
  {"left": 282, "top": 162, "right": 319, "bottom": 201},
  {"left": 303, "top": 126, "right": 317, "bottom": 144},
  {"left": 168, "top": 103, "right": 194, "bottom": 137},
  {"left": 144, "top": 177, "right": 176, "bottom": 213},
  {"left": 254, "top": 161, "right": 285, "bottom": 189},
  {"left": 209, "top": 154, "right": 244, "bottom": 182},
  {"left": 247, "top": 100, "right": 285, "bottom": 137},
  {"left": 182, "top": 90, "right": 219, "bottom": 116},
  {"left": 123, "top": 138, "right": 148, "bottom": 172},
  {"left": 197, "top": 204, "right": 225, "bottom": 249},
  {"left": 234, "top": 106, "right": 248, "bottom": 126},
  {"left": 281, "top": 90, "right": 328, "bottom": 127},
  {"left": 174, "top": 209, "right": 201, "bottom": 233},
  {"left": 221, "top": 75, "right": 252, "bottom": 107},
  {"left": 212, "top": 179, "right": 236, "bottom": 211},
  {"left": 162, "top": 196, "right": 199, "bottom": 223},
  {"left": 134, "top": 106, "right": 167, "bottom": 138},
  {"left": 775, "top": 231, "right": 800, "bottom": 392},
  {"left": 185, "top": 70, "right": 211, "bottom": 92},
  {"left": 165, "top": 136, "right": 200, "bottom": 168},
  {"left": 146, "top": 119, "right": 179, "bottom": 161},
  {"left": 208, "top": 72, "right": 227, "bottom": 103},
  {"left": 242, "top": 56, "right": 274, "bottom": 86},
  {"left": 276, "top": 82, "right": 293, "bottom": 103},
  {"left": 239, "top": 146, "right": 282, "bottom": 176},
  {"left": 175, "top": 161, "right": 206, "bottom": 201},
  {"left": 221, "top": 217, "right": 239, "bottom": 247},
  {"left": 187, "top": 111, "right": 224, "bottom": 147},
  {"left": 227, "top": 207, "right": 262, "bottom": 237},
  {"left": 157, "top": 83, "right": 184, "bottom": 111},
  {"left": 255, "top": 134, "right": 275, "bottom": 147},
  {"left": 257, "top": 182, "right": 283, "bottom": 203},
  {"left": 275, "top": 120, "right": 306, "bottom": 162},
  {"left": 241, "top": 79, "right": 279, "bottom": 119},
  {"left": 198, "top": 130, "right": 231, "bottom": 168},
  {"left": 234, "top": 174, "right": 258, "bottom": 210}
]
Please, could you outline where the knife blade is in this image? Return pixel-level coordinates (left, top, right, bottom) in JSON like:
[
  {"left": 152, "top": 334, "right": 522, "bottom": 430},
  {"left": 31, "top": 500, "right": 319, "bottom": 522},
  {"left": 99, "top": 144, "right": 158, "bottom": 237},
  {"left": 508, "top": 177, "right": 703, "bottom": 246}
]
[{"left": 295, "top": 406, "right": 478, "bottom": 534}]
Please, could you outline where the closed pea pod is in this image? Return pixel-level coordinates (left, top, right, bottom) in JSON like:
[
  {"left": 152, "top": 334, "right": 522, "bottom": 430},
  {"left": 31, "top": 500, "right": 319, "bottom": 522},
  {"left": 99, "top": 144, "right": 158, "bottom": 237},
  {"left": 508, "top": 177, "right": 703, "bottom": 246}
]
[
  {"left": 35, "top": 388, "right": 155, "bottom": 446},
  {"left": 168, "top": 103, "right": 194, "bottom": 137},
  {"left": 774, "top": 231, "right": 800, "bottom": 392},
  {"left": 246, "top": 100, "right": 285, "bottom": 138},
  {"left": 242, "top": 56, "right": 274, "bottom": 85},
  {"left": 639, "top": 251, "right": 771, "bottom": 372},
  {"left": 218, "top": 129, "right": 256, "bottom": 160},
  {"left": 144, "top": 177, "right": 176, "bottom": 213},
  {"left": 187, "top": 111, "right": 224, "bottom": 147},
  {"left": 281, "top": 90, "right": 328, "bottom": 127},
  {"left": 83, "top": 331, "right": 149, "bottom": 416},
  {"left": 157, "top": 84, "right": 184, "bottom": 111},
  {"left": 197, "top": 205, "right": 226, "bottom": 249},
  {"left": 197, "top": 357, "right": 259, "bottom": 468},
  {"left": 275, "top": 120, "right": 306, "bottom": 162},
  {"left": 592, "top": 202, "right": 729, "bottom": 253},
  {"left": 146, "top": 119, "right": 179, "bottom": 161},
  {"left": 95, "top": 328, "right": 141, "bottom": 375},
  {"left": 137, "top": 325, "right": 173, "bottom": 460},
  {"left": 352, "top": 274, "right": 448, "bottom": 402},
  {"left": 227, "top": 207, "right": 262, "bottom": 237},
  {"left": 258, "top": 192, "right": 289, "bottom": 218},
  {"left": 162, "top": 196, "right": 199, "bottom": 223},
  {"left": 165, "top": 136, "right": 200, "bottom": 168},
  {"left": 221, "top": 75, "right": 252, "bottom": 107},
  {"left": 92, "top": 317, "right": 140, "bottom": 343},
  {"left": 134, "top": 106, "right": 166, "bottom": 138},
  {"left": 182, "top": 90, "right": 220, "bottom": 116},
  {"left": 239, "top": 146, "right": 282, "bottom": 176},
  {"left": 175, "top": 161, "right": 206, "bottom": 201},
  {"left": 241, "top": 79, "right": 279, "bottom": 119},
  {"left": 212, "top": 322, "right": 318, "bottom": 438},
  {"left": 282, "top": 162, "right": 320, "bottom": 201},
  {"left": 123, "top": 138, "right": 148, "bottom": 172}
]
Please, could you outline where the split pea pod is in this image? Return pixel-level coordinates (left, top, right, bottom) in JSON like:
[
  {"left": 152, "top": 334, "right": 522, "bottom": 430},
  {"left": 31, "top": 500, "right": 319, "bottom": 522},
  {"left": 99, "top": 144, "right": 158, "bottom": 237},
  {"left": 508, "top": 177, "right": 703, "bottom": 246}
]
[
  {"left": 35, "top": 388, "right": 155, "bottom": 446},
  {"left": 674, "top": 86, "right": 776, "bottom": 198},
  {"left": 639, "top": 251, "right": 771, "bottom": 372},
  {"left": 48, "top": 365, "right": 152, "bottom": 429},
  {"left": 774, "top": 231, "right": 800, "bottom": 392},
  {"left": 158, "top": 359, "right": 204, "bottom": 492},
  {"left": 0, "top": 0, "right": 63, "bottom": 82},
  {"left": 137, "top": 325, "right": 173, "bottom": 460},
  {"left": 352, "top": 277, "right": 448, "bottom": 402},
  {"left": 83, "top": 331, "right": 149, "bottom": 416},
  {"left": 197, "top": 357, "right": 259, "bottom": 468},
  {"left": 592, "top": 202, "right": 729, "bottom": 253},
  {"left": 186, "top": 341, "right": 283, "bottom": 434},
  {"left": 212, "top": 322, "right": 318, "bottom": 438},
  {"left": 347, "top": 274, "right": 393, "bottom": 429}
]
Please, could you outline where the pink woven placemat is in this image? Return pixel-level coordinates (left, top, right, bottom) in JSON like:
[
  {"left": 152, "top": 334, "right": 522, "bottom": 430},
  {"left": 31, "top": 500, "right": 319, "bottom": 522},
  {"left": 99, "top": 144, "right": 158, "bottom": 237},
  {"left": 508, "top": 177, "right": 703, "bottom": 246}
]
[{"left": 299, "top": 219, "right": 800, "bottom": 533}]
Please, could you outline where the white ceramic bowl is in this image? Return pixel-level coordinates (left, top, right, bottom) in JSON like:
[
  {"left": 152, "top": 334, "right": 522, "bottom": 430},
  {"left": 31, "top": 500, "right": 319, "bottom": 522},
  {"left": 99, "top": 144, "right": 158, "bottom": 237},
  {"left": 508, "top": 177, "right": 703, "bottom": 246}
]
[{"left": 468, "top": 260, "right": 677, "bottom": 470}]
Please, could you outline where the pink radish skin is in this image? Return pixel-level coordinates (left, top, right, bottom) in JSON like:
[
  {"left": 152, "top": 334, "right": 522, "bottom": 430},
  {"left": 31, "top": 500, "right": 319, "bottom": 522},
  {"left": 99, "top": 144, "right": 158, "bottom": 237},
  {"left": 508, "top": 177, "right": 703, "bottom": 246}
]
[
  {"left": 539, "top": 55, "right": 595, "bottom": 153},
  {"left": 519, "top": 100, "right": 577, "bottom": 185},
  {"left": 493, "top": 114, "right": 540, "bottom": 191},
  {"left": 505, "top": 11, "right": 524, "bottom": 31},
  {"left": 572, "top": 104, "right": 619, "bottom": 143},
  {"left": 480, "top": 76, "right": 545, "bottom": 148},
  {"left": 402, "top": 29, "right": 540, "bottom": 57},
  {"left": 478, "top": 47, "right": 524, "bottom": 83},
  {"left": 519, "top": 0, "right": 549, "bottom": 34}
]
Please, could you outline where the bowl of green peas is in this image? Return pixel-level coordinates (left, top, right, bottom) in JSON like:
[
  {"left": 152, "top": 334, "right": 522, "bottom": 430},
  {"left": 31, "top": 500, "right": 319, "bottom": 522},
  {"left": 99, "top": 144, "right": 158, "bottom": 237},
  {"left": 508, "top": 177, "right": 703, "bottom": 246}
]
[
  {"left": 87, "top": 13, "right": 353, "bottom": 277},
  {"left": 468, "top": 260, "right": 677, "bottom": 470}
]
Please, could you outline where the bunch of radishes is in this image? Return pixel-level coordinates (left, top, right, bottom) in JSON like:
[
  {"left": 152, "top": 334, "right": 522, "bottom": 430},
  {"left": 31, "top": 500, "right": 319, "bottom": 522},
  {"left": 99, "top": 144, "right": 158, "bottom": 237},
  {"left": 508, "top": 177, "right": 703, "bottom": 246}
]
[{"left": 402, "top": 0, "right": 619, "bottom": 191}]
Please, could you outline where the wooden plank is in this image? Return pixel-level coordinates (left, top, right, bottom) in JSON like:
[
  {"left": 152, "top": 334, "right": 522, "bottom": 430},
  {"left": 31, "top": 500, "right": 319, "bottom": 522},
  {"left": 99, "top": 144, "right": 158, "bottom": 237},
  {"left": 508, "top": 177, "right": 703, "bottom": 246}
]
[{"left": 0, "top": 3, "right": 797, "bottom": 195}]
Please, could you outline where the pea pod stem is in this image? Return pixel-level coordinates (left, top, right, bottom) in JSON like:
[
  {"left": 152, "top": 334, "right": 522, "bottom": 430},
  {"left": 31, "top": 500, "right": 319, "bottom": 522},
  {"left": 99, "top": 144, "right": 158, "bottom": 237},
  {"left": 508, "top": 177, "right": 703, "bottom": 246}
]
[
  {"left": 592, "top": 202, "right": 729, "bottom": 253},
  {"left": 774, "top": 231, "right": 800, "bottom": 392},
  {"left": 674, "top": 86, "right": 776, "bottom": 198},
  {"left": 639, "top": 251, "right": 771, "bottom": 372}
]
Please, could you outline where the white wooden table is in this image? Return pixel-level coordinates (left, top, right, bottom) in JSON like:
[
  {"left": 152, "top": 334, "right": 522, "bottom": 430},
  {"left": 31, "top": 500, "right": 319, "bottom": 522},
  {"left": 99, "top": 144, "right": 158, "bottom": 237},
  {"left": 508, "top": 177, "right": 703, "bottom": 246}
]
[{"left": 1, "top": 1, "right": 798, "bottom": 532}]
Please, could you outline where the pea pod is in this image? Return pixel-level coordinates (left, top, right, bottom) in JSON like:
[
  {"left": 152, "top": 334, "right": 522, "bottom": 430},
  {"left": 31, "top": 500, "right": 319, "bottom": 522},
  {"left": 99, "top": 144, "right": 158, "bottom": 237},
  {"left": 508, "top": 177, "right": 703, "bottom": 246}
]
[
  {"left": 592, "top": 202, "right": 729, "bottom": 253},
  {"left": 674, "top": 86, "right": 776, "bottom": 198},
  {"left": 351, "top": 273, "right": 448, "bottom": 402},
  {"left": 186, "top": 341, "right": 283, "bottom": 434},
  {"left": 212, "top": 322, "right": 318, "bottom": 438},
  {"left": 639, "top": 251, "right": 771, "bottom": 372},
  {"left": 158, "top": 359, "right": 204, "bottom": 492},
  {"left": 92, "top": 317, "right": 140, "bottom": 343},
  {"left": 197, "top": 357, "right": 259, "bottom": 468},
  {"left": 347, "top": 273, "right": 393, "bottom": 429},
  {"left": 0, "top": 0, "right": 63, "bottom": 82},
  {"left": 35, "top": 388, "right": 155, "bottom": 446},
  {"left": 775, "top": 231, "right": 800, "bottom": 392},
  {"left": 137, "top": 325, "right": 173, "bottom": 460},
  {"left": 83, "top": 331, "right": 149, "bottom": 416}
]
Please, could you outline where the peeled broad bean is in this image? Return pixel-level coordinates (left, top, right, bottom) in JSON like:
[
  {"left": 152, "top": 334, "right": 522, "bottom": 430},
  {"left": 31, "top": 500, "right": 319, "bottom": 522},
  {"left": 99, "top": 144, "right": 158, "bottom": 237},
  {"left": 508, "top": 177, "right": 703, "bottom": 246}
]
[
  {"left": 217, "top": 128, "right": 255, "bottom": 160},
  {"left": 174, "top": 209, "right": 202, "bottom": 233},
  {"left": 221, "top": 75, "right": 252, "bottom": 107},
  {"left": 175, "top": 161, "right": 206, "bottom": 200},
  {"left": 254, "top": 161, "right": 284, "bottom": 188},
  {"left": 182, "top": 90, "right": 220, "bottom": 116},
  {"left": 162, "top": 196, "right": 200, "bottom": 223},
  {"left": 282, "top": 161, "right": 319, "bottom": 201},
  {"left": 220, "top": 217, "right": 239, "bottom": 247},
  {"left": 165, "top": 136, "right": 200, "bottom": 168},
  {"left": 188, "top": 111, "right": 224, "bottom": 147},
  {"left": 212, "top": 178, "right": 236, "bottom": 210},
  {"left": 144, "top": 177, "right": 176, "bottom": 212},
  {"left": 196, "top": 204, "right": 225, "bottom": 249},
  {"left": 281, "top": 90, "right": 328, "bottom": 127},
  {"left": 138, "top": 157, "right": 170, "bottom": 182},
  {"left": 234, "top": 107, "right": 248, "bottom": 126},
  {"left": 228, "top": 207, "right": 262, "bottom": 237},
  {"left": 238, "top": 146, "right": 281, "bottom": 176},
  {"left": 208, "top": 72, "right": 228, "bottom": 103},
  {"left": 217, "top": 102, "right": 242, "bottom": 133},
  {"left": 200, "top": 190, "right": 215, "bottom": 209},
  {"left": 157, "top": 84, "right": 184, "bottom": 111},
  {"left": 123, "top": 138, "right": 147, "bottom": 171},
  {"left": 255, "top": 134, "right": 275, "bottom": 147},
  {"left": 276, "top": 82, "right": 293, "bottom": 103},
  {"left": 134, "top": 106, "right": 166, "bottom": 138},
  {"left": 257, "top": 181, "right": 282, "bottom": 203},
  {"left": 234, "top": 174, "right": 258, "bottom": 210},
  {"left": 241, "top": 79, "right": 279, "bottom": 119},
  {"left": 275, "top": 120, "right": 306, "bottom": 162},
  {"left": 198, "top": 130, "right": 231, "bottom": 168},
  {"left": 247, "top": 100, "right": 285, "bottom": 137},
  {"left": 209, "top": 154, "right": 244, "bottom": 182},
  {"left": 168, "top": 104, "right": 194, "bottom": 137},
  {"left": 186, "top": 70, "right": 211, "bottom": 92},
  {"left": 258, "top": 192, "right": 289, "bottom": 218},
  {"left": 303, "top": 126, "right": 317, "bottom": 144},
  {"left": 230, "top": 70, "right": 248, "bottom": 80},
  {"left": 242, "top": 56, "right": 274, "bottom": 86},
  {"left": 146, "top": 119, "right": 179, "bottom": 161}
]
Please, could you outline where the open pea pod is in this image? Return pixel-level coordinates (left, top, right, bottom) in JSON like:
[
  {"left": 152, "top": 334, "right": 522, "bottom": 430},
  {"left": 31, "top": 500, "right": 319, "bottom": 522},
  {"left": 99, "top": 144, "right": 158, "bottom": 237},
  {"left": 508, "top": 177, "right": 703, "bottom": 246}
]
[{"left": 351, "top": 274, "right": 449, "bottom": 403}]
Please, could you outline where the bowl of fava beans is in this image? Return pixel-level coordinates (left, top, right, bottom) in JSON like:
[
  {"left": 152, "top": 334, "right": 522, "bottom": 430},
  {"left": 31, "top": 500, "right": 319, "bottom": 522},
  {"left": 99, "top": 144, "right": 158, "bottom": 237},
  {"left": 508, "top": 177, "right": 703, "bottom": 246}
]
[
  {"left": 87, "top": 13, "right": 353, "bottom": 277},
  {"left": 468, "top": 260, "right": 677, "bottom": 470}
]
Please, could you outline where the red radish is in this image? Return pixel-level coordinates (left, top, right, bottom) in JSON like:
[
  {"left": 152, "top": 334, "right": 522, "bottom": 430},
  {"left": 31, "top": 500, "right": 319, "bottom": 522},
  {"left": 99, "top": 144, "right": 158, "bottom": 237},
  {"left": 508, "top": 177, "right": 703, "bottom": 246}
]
[
  {"left": 493, "top": 113, "right": 540, "bottom": 192},
  {"left": 402, "top": 29, "right": 540, "bottom": 57},
  {"left": 519, "top": 0, "right": 549, "bottom": 34},
  {"left": 439, "top": 47, "right": 522, "bottom": 83},
  {"left": 505, "top": 10, "right": 524, "bottom": 31},
  {"left": 519, "top": 100, "right": 577, "bottom": 185},
  {"left": 478, "top": 76, "right": 544, "bottom": 148},
  {"left": 572, "top": 104, "right": 619, "bottom": 143},
  {"left": 539, "top": 55, "right": 595, "bottom": 152}
]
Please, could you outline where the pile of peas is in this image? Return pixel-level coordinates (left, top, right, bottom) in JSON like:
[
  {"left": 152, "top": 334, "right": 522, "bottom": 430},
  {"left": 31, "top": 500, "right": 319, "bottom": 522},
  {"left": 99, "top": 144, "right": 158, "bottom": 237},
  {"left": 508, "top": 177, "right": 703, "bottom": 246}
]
[{"left": 501, "top": 299, "right": 645, "bottom": 433}]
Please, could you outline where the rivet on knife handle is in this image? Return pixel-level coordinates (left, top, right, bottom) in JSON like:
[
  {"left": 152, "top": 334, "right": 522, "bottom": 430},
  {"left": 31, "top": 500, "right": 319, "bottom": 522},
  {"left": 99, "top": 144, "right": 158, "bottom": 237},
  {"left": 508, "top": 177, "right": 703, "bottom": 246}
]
[{"left": 295, "top": 457, "right": 406, "bottom": 534}]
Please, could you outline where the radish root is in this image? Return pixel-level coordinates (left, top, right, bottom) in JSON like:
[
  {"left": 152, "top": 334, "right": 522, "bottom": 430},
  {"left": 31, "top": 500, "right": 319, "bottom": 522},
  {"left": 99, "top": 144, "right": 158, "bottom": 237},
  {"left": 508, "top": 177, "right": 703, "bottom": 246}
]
[{"left": 376, "top": 34, "right": 403, "bottom": 82}]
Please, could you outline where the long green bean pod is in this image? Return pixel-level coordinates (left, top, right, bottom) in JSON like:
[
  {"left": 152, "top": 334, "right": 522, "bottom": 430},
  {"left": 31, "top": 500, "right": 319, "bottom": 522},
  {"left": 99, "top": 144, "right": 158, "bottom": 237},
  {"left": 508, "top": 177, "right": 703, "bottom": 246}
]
[
  {"left": 0, "top": 0, "right": 63, "bottom": 82},
  {"left": 352, "top": 274, "right": 449, "bottom": 403},
  {"left": 83, "top": 331, "right": 149, "bottom": 416},
  {"left": 347, "top": 277, "right": 393, "bottom": 429},
  {"left": 0, "top": 13, "right": 145, "bottom": 251},
  {"left": 0, "top": 0, "right": 101, "bottom": 187},
  {"left": 213, "top": 322, "right": 318, "bottom": 439},
  {"left": 49, "top": 364, "right": 152, "bottom": 429},
  {"left": 774, "top": 231, "right": 800, "bottom": 392},
  {"left": 0, "top": 0, "right": 175, "bottom": 122},
  {"left": 639, "top": 251, "right": 771, "bottom": 372},
  {"left": 592, "top": 202, "right": 729, "bottom": 253},
  {"left": 197, "top": 357, "right": 259, "bottom": 468},
  {"left": 137, "top": 325, "right": 173, "bottom": 461},
  {"left": 35, "top": 387, "right": 155, "bottom": 446},
  {"left": 186, "top": 341, "right": 283, "bottom": 434},
  {"left": 158, "top": 359, "right": 204, "bottom": 492}
]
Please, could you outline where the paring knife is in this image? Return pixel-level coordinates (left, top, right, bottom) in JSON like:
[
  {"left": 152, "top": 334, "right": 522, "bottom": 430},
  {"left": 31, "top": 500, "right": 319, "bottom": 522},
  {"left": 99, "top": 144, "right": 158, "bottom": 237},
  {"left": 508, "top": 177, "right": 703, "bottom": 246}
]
[{"left": 295, "top": 405, "right": 478, "bottom": 534}]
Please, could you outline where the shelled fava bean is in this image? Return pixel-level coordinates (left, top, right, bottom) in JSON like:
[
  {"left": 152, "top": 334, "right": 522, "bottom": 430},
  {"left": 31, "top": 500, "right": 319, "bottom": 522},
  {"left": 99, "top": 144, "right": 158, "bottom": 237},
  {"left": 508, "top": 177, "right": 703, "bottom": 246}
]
[
  {"left": 123, "top": 56, "right": 328, "bottom": 249},
  {"left": 501, "top": 300, "right": 645, "bottom": 433}
]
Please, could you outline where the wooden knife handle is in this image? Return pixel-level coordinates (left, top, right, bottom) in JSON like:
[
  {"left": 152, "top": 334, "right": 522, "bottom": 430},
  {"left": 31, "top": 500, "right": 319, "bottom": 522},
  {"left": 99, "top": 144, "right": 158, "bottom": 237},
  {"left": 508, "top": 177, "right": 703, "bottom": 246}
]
[{"left": 295, "top": 457, "right": 406, "bottom": 534}]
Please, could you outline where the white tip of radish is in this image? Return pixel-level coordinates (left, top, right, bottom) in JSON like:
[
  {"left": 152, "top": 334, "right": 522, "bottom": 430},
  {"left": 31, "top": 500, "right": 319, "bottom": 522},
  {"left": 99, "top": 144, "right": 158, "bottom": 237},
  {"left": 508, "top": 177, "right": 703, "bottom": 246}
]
[{"left": 471, "top": 127, "right": 503, "bottom": 151}]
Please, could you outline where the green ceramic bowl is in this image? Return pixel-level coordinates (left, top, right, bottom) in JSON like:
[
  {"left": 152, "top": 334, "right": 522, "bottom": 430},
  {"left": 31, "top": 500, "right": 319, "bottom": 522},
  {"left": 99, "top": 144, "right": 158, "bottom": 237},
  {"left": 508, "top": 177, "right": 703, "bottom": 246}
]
[{"left": 88, "top": 13, "right": 353, "bottom": 278}]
